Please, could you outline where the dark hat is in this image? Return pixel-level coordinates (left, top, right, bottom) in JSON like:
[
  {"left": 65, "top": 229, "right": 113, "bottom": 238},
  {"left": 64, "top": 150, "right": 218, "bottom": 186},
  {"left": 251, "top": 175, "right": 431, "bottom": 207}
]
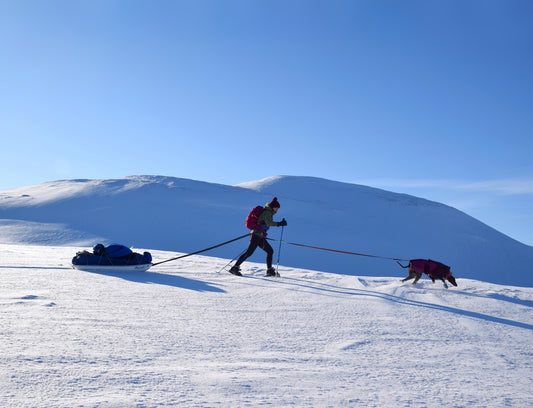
[{"left": 269, "top": 197, "right": 280, "bottom": 209}]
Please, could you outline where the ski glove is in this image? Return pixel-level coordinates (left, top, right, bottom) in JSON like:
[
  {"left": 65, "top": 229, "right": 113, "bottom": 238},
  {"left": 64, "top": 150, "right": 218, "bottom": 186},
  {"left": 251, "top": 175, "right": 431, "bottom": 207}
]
[{"left": 279, "top": 218, "right": 287, "bottom": 227}]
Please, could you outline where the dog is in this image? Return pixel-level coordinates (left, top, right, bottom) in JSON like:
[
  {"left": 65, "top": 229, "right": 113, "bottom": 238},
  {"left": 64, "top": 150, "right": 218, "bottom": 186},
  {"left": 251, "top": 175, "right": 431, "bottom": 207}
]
[{"left": 399, "top": 259, "right": 457, "bottom": 288}]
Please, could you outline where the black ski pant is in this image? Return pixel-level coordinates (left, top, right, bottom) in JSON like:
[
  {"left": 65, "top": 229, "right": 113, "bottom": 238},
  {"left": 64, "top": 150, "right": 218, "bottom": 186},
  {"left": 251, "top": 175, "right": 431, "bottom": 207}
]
[{"left": 235, "top": 233, "right": 273, "bottom": 269}]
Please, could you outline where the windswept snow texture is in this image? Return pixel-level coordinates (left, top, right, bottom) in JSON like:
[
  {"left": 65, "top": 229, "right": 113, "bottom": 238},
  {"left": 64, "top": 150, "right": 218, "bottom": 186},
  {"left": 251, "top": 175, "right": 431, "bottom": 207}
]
[
  {"left": 1, "top": 245, "right": 532, "bottom": 407},
  {"left": 1, "top": 175, "right": 532, "bottom": 286}
]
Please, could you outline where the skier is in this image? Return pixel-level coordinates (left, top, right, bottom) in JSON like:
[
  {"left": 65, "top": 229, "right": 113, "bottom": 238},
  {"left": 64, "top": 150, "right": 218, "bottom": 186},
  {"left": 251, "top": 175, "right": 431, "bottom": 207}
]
[{"left": 230, "top": 197, "right": 287, "bottom": 277}]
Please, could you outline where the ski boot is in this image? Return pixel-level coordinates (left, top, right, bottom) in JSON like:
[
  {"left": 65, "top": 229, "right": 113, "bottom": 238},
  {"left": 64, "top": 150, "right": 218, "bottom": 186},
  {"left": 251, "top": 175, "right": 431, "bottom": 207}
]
[
  {"left": 265, "top": 267, "right": 280, "bottom": 277},
  {"left": 229, "top": 266, "right": 242, "bottom": 276}
]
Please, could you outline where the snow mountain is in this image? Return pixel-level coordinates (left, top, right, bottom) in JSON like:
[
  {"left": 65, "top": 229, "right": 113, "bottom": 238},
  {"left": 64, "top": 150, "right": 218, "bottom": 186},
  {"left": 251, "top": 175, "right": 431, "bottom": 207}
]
[
  {"left": 1, "top": 175, "right": 532, "bottom": 287},
  {"left": 2, "top": 175, "right": 533, "bottom": 406}
]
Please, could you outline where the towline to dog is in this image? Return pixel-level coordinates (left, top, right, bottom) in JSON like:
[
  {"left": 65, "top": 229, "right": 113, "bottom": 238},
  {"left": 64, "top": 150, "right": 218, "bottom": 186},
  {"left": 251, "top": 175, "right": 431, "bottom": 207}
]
[{"left": 266, "top": 237, "right": 410, "bottom": 262}]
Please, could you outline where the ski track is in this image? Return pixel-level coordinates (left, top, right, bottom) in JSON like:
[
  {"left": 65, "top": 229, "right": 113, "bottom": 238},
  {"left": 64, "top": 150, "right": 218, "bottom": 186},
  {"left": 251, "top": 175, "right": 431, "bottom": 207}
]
[{"left": 1, "top": 244, "right": 532, "bottom": 407}]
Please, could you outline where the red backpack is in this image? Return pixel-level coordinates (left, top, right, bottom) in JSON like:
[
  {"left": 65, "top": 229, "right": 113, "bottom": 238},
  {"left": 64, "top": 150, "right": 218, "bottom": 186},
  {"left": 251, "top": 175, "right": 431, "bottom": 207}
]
[{"left": 245, "top": 206, "right": 264, "bottom": 230}]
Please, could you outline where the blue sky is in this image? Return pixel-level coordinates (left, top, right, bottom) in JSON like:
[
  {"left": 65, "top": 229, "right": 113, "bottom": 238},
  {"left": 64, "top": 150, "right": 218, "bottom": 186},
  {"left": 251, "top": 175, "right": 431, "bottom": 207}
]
[{"left": 1, "top": 1, "right": 532, "bottom": 245}]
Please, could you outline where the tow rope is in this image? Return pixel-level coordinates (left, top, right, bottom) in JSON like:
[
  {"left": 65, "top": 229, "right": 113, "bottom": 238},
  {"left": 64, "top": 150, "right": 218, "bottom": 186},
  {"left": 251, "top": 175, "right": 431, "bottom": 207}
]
[
  {"left": 151, "top": 233, "right": 409, "bottom": 268},
  {"left": 151, "top": 233, "right": 250, "bottom": 266},
  {"left": 267, "top": 238, "right": 409, "bottom": 262}
]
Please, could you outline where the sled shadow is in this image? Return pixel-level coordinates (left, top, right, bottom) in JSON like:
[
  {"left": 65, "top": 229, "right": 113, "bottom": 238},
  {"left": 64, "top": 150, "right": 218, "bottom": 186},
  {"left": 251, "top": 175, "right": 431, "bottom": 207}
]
[
  {"left": 85, "top": 269, "right": 226, "bottom": 293},
  {"left": 0, "top": 265, "right": 73, "bottom": 270},
  {"left": 265, "top": 276, "right": 533, "bottom": 331}
]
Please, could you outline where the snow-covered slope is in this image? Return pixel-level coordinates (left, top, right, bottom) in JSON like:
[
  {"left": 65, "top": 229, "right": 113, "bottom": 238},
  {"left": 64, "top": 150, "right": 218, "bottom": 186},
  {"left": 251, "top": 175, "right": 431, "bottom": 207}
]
[
  {"left": 1, "top": 244, "right": 532, "bottom": 407},
  {"left": 1, "top": 175, "right": 532, "bottom": 286}
]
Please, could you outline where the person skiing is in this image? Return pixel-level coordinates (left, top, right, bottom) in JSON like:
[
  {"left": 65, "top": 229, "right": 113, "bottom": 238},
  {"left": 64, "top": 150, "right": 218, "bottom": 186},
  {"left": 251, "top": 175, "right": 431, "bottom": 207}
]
[{"left": 230, "top": 197, "right": 287, "bottom": 277}]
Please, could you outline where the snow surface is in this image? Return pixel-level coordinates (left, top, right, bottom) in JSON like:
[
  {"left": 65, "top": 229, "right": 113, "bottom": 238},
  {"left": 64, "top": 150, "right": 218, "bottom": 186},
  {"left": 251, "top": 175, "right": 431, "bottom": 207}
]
[
  {"left": 1, "top": 175, "right": 532, "bottom": 287},
  {"left": 1, "top": 244, "right": 532, "bottom": 407}
]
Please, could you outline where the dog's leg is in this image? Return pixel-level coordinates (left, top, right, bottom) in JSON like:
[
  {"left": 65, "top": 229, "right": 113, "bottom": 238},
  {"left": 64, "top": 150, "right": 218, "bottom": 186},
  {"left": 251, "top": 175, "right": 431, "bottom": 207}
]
[
  {"left": 402, "top": 270, "right": 416, "bottom": 282},
  {"left": 441, "top": 278, "right": 448, "bottom": 288},
  {"left": 413, "top": 273, "right": 422, "bottom": 284}
]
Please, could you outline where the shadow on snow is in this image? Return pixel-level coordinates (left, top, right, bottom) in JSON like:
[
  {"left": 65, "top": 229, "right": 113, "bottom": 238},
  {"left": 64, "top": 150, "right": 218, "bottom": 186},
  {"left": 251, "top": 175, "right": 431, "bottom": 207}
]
[
  {"left": 87, "top": 269, "right": 226, "bottom": 293},
  {"left": 250, "top": 275, "right": 533, "bottom": 331},
  {"left": 0, "top": 264, "right": 225, "bottom": 293}
]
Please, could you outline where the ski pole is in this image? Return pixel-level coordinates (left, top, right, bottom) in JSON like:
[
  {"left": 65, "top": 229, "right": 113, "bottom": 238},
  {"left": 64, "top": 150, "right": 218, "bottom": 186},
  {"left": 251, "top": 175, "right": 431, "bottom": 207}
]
[
  {"left": 275, "top": 225, "right": 284, "bottom": 274},
  {"left": 217, "top": 249, "right": 246, "bottom": 274}
]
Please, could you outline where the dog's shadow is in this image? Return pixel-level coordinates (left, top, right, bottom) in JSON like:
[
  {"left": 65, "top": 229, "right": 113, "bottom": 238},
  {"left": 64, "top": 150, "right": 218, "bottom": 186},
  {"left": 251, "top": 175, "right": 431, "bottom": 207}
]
[
  {"left": 264, "top": 276, "right": 533, "bottom": 331},
  {"left": 451, "top": 290, "right": 533, "bottom": 308}
]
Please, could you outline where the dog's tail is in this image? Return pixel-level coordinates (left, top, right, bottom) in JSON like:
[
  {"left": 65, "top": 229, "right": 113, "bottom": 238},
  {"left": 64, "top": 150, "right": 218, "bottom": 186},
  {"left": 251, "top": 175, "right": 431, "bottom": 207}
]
[{"left": 396, "top": 261, "right": 409, "bottom": 269}]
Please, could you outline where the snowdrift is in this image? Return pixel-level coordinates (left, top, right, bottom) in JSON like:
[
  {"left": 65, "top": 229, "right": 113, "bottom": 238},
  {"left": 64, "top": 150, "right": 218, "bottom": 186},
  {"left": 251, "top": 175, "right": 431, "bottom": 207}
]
[{"left": 1, "top": 244, "right": 532, "bottom": 407}]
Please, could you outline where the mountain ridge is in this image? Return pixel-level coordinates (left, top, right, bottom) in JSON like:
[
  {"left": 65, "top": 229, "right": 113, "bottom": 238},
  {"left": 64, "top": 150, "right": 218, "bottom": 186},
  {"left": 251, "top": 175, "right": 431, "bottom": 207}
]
[{"left": 1, "top": 174, "right": 532, "bottom": 286}]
